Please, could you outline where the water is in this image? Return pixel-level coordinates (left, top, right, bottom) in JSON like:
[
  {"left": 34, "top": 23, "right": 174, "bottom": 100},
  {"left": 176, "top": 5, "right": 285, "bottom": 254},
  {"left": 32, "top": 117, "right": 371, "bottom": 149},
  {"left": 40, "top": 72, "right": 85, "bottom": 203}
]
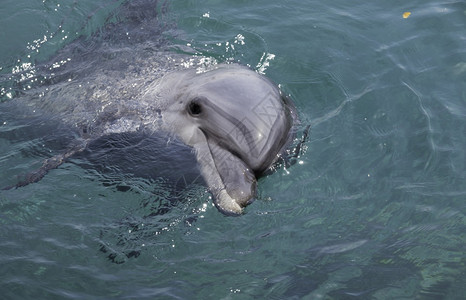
[{"left": 1, "top": 0, "right": 465, "bottom": 298}]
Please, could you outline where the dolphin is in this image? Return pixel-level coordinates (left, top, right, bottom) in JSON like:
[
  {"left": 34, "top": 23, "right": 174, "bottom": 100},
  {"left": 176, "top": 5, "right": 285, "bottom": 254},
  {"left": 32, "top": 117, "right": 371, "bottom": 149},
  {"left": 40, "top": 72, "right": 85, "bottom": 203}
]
[
  {"left": 1, "top": 2, "right": 297, "bottom": 215},
  {"left": 4, "top": 63, "right": 296, "bottom": 215},
  {"left": 147, "top": 64, "right": 296, "bottom": 214}
]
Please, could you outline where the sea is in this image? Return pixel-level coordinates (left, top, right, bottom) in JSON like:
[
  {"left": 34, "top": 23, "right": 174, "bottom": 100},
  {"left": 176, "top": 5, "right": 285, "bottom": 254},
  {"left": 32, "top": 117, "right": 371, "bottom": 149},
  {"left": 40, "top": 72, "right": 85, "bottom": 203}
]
[{"left": 0, "top": 0, "right": 465, "bottom": 299}]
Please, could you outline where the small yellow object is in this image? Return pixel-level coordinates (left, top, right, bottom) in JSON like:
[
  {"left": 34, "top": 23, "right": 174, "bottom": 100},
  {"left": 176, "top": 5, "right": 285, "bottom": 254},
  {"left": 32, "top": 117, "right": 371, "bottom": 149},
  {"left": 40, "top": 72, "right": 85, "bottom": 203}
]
[{"left": 403, "top": 12, "right": 411, "bottom": 19}]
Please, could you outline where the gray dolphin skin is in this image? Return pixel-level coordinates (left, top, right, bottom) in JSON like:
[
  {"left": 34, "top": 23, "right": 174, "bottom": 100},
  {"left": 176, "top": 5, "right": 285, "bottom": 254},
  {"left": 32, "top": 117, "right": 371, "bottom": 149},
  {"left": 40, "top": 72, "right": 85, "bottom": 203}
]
[
  {"left": 2, "top": 2, "right": 296, "bottom": 215},
  {"left": 6, "top": 63, "right": 296, "bottom": 215},
  {"left": 148, "top": 64, "right": 295, "bottom": 214}
]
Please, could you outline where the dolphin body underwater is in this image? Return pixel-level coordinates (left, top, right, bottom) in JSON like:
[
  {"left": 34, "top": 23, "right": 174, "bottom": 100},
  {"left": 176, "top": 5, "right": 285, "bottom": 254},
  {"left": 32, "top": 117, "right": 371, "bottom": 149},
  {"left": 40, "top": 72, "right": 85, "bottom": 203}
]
[{"left": 1, "top": 1, "right": 298, "bottom": 215}]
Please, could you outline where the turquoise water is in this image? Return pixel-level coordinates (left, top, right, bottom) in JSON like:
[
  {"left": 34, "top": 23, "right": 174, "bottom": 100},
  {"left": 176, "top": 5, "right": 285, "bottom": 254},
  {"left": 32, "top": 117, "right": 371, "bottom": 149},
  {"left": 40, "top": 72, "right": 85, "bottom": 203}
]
[{"left": 1, "top": 0, "right": 465, "bottom": 298}]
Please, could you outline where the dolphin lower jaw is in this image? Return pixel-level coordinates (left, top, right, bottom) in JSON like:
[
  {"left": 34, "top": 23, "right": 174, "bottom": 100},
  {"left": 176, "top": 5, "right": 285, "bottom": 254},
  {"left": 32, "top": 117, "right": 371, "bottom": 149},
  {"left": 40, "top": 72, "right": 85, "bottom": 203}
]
[
  {"left": 192, "top": 131, "right": 257, "bottom": 215},
  {"left": 213, "top": 189, "right": 252, "bottom": 216},
  {"left": 213, "top": 173, "right": 257, "bottom": 215}
]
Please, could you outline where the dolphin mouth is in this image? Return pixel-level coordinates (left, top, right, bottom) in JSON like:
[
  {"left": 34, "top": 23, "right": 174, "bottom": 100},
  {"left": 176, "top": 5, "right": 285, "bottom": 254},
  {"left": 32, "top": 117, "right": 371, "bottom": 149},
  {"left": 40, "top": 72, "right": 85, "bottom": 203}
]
[{"left": 194, "top": 129, "right": 257, "bottom": 215}]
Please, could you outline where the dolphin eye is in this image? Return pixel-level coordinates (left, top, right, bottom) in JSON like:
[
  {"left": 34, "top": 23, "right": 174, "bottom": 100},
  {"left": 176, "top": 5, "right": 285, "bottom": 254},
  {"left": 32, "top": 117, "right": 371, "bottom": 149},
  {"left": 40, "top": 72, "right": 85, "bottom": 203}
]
[{"left": 188, "top": 99, "right": 203, "bottom": 116}]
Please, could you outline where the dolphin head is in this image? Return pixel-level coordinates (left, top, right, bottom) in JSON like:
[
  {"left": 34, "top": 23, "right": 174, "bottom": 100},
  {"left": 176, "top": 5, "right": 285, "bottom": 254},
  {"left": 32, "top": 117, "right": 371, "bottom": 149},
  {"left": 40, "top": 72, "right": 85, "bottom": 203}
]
[{"left": 150, "top": 64, "right": 295, "bottom": 215}]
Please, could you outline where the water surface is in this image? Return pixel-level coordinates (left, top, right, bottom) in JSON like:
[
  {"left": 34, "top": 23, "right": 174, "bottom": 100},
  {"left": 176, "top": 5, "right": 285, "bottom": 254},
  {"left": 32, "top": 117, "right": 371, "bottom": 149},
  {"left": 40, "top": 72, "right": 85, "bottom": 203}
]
[{"left": 1, "top": 0, "right": 465, "bottom": 299}]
